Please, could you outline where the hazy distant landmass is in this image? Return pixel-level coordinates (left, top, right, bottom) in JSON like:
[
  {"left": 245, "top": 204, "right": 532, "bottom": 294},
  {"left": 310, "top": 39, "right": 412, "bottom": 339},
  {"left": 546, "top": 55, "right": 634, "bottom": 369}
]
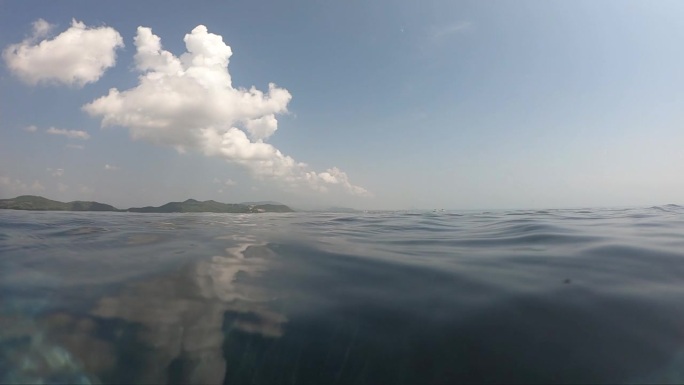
[
  {"left": 128, "top": 198, "right": 293, "bottom": 213},
  {"left": 0, "top": 195, "right": 119, "bottom": 212},
  {"left": 0, "top": 196, "right": 293, "bottom": 213}
]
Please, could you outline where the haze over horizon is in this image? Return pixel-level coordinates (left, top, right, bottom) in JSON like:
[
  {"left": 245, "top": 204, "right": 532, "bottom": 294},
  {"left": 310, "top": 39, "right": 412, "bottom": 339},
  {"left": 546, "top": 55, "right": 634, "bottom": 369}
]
[{"left": 1, "top": 1, "right": 683, "bottom": 211}]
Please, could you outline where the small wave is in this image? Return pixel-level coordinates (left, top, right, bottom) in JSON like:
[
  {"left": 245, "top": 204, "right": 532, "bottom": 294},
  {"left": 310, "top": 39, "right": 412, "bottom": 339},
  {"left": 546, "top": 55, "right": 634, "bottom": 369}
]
[
  {"left": 52, "top": 227, "right": 108, "bottom": 236},
  {"left": 649, "top": 204, "right": 684, "bottom": 213},
  {"left": 330, "top": 216, "right": 362, "bottom": 223},
  {"left": 124, "top": 233, "right": 163, "bottom": 245}
]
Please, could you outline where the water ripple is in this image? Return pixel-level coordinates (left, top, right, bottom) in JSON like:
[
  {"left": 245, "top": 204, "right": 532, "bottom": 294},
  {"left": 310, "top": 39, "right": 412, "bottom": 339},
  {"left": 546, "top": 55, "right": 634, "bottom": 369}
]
[{"left": 2, "top": 206, "right": 684, "bottom": 383}]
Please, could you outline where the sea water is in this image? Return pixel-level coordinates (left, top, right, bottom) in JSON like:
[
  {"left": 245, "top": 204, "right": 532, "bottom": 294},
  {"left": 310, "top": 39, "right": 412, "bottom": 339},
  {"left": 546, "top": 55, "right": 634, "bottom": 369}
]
[{"left": 2, "top": 206, "right": 684, "bottom": 384}]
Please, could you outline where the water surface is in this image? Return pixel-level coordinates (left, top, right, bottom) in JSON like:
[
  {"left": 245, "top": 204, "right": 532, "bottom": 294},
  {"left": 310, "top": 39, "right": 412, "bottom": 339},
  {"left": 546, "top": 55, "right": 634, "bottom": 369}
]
[{"left": 2, "top": 207, "right": 684, "bottom": 384}]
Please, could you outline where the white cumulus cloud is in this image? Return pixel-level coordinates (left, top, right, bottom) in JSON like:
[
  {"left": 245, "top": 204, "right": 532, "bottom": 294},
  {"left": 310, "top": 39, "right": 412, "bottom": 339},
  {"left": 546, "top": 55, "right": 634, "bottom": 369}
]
[
  {"left": 83, "top": 25, "right": 369, "bottom": 196},
  {"left": 3, "top": 19, "right": 124, "bottom": 87},
  {"left": 46, "top": 127, "right": 90, "bottom": 140}
]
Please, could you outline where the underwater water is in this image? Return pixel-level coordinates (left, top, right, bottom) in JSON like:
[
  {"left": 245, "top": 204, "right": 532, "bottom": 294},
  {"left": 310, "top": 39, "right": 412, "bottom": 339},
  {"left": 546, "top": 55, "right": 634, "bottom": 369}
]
[{"left": 3, "top": 206, "right": 684, "bottom": 384}]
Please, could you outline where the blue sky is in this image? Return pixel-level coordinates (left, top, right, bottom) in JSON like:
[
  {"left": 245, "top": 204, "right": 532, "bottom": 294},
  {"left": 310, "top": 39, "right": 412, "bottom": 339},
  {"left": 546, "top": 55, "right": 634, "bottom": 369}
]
[{"left": 1, "top": 1, "right": 683, "bottom": 210}]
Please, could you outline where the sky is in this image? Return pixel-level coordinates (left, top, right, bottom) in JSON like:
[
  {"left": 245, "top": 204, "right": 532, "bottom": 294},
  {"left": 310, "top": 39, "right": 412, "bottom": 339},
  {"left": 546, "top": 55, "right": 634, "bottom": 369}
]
[{"left": 1, "top": 1, "right": 683, "bottom": 210}]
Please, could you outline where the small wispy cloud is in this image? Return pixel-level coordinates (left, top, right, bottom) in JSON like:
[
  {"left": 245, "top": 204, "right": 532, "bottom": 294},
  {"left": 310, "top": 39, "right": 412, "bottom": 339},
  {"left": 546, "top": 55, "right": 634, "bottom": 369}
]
[
  {"left": 66, "top": 144, "right": 85, "bottom": 150},
  {"left": 0, "top": 176, "right": 45, "bottom": 193},
  {"left": 431, "top": 21, "right": 472, "bottom": 40},
  {"left": 31, "top": 180, "right": 45, "bottom": 192},
  {"left": 23, "top": 125, "right": 37, "bottom": 132},
  {"left": 46, "top": 127, "right": 90, "bottom": 140},
  {"left": 79, "top": 185, "right": 94, "bottom": 194},
  {"left": 0, "top": 176, "right": 24, "bottom": 191},
  {"left": 104, "top": 164, "right": 119, "bottom": 171},
  {"left": 31, "top": 18, "right": 53, "bottom": 39},
  {"left": 213, "top": 177, "right": 237, "bottom": 186},
  {"left": 47, "top": 167, "right": 64, "bottom": 177}
]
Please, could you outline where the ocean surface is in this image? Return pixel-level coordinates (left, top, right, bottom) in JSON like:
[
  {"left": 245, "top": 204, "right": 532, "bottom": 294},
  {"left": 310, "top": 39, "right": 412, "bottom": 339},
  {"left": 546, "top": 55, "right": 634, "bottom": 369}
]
[{"left": 2, "top": 206, "right": 684, "bottom": 384}]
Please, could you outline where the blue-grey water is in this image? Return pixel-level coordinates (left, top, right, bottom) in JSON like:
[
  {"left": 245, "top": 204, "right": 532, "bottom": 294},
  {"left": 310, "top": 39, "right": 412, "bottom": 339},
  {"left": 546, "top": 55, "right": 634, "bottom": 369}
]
[{"left": 2, "top": 206, "right": 684, "bottom": 384}]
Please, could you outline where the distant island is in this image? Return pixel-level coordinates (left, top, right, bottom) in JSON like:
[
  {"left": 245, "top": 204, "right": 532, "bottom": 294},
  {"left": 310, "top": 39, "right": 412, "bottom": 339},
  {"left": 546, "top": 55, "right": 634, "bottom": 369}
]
[
  {"left": 128, "top": 198, "right": 293, "bottom": 213},
  {"left": 0, "top": 195, "right": 294, "bottom": 213},
  {"left": 0, "top": 195, "right": 119, "bottom": 212}
]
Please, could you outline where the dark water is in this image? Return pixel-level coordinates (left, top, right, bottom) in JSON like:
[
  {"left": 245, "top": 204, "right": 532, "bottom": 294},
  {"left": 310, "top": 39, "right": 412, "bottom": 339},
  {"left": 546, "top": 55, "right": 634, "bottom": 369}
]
[{"left": 2, "top": 206, "right": 684, "bottom": 384}]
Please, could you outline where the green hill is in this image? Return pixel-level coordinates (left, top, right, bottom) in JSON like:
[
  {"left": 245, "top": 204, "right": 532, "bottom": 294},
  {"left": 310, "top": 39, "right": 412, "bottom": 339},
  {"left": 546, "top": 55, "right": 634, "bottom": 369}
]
[
  {"left": 0, "top": 196, "right": 294, "bottom": 213},
  {"left": 127, "top": 199, "right": 293, "bottom": 213},
  {"left": 0, "top": 195, "right": 120, "bottom": 211}
]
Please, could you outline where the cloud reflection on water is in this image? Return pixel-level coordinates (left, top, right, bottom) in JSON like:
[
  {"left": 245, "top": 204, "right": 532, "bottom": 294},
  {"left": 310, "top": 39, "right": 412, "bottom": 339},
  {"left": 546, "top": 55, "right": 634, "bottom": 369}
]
[{"left": 25, "top": 236, "right": 285, "bottom": 384}]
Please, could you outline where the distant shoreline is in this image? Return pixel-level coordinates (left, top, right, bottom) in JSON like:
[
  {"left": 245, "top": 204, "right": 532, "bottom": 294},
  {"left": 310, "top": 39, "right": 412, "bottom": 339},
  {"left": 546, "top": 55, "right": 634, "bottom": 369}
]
[{"left": 0, "top": 195, "right": 294, "bottom": 213}]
